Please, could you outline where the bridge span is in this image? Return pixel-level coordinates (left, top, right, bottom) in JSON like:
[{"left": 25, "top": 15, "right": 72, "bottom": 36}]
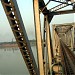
[{"left": 0, "top": 0, "right": 75, "bottom": 75}]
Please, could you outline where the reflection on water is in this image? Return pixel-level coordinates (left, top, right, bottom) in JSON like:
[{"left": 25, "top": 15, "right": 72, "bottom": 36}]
[{"left": 0, "top": 46, "right": 37, "bottom": 75}]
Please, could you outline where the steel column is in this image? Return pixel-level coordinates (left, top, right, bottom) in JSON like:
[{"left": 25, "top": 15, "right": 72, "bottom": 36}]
[
  {"left": 45, "top": 16, "right": 53, "bottom": 74},
  {"left": 33, "top": 0, "right": 44, "bottom": 75},
  {"left": 43, "top": 15, "right": 53, "bottom": 74},
  {"left": 43, "top": 16, "right": 49, "bottom": 75}
]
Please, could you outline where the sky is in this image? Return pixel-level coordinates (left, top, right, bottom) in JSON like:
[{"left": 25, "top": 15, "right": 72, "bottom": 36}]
[{"left": 0, "top": 0, "right": 75, "bottom": 42}]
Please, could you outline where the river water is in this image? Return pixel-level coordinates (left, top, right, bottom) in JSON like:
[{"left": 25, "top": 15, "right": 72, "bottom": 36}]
[{"left": 0, "top": 46, "right": 37, "bottom": 75}]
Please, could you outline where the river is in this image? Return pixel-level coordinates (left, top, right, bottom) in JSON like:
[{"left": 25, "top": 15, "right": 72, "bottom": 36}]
[{"left": 0, "top": 46, "right": 37, "bottom": 75}]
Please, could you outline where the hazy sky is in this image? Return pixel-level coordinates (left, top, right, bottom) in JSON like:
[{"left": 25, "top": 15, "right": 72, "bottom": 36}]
[{"left": 0, "top": 0, "right": 75, "bottom": 42}]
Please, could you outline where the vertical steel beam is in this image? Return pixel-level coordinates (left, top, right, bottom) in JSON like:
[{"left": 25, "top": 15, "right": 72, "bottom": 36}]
[
  {"left": 70, "top": 28, "right": 73, "bottom": 50},
  {"left": 33, "top": 0, "right": 44, "bottom": 75},
  {"left": 52, "top": 25, "right": 57, "bottom": 57},
  {"left": 72, "top": 26, "right": 74, "bottom": 51},
  {"left": 71, "top": 27, "right": 74, "bottom": 50},
  {"left": 43, "top": 16, "right": 48, "bottom": 75},
  {"left": 42, "top": 16, "right": 46, "bottom": 75},
  {"left": 45, "top": 15, "right": 53, "bottom": 74},
  {"left": 43, "top": 15, "right": 54, "bottom": 75},
  {"left": 43, "top": 16, "right": 46, "bottom": 61}
]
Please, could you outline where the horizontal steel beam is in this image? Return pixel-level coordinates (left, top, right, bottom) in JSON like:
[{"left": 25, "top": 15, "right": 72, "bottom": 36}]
[{"left": 54, "top": 9, "right": 75, "bottom": 15}]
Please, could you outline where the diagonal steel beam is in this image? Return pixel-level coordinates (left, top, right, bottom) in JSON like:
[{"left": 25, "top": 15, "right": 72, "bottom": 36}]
[
  {"left": 39, "top": 0, "right": 49, "bottom": 15},
  {"left": 1, "top": 0, "right": 39, "bottom": 75},
  {"left": 51, "top": 0, "right": 74, "bottom": 5},
  {"left": 39, "top": 0, "right": 54, "bottom": 23},
  {"left": 49, "top": 4, "right": 69, "bottom": 12},
  {"left": 65, "top": 26, "right": 73, "bottom": 33}
]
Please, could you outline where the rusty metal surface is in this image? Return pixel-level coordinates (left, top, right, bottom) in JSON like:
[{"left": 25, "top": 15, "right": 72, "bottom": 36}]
[
  {"left": 52, "top": 26, "right": 75, "bottom": 75},
  {"left": 49, "top": 3, "right": 68, "bottom": 12},
  {"left": 55, "top": 25, "right": 73, "bottom": 33},
  {"left": 54, "top": 23, "right": 74, "bottom": 49},
  {"left": 43, "top": 15, "right": 54, "bottom": 75},
  {"left": 1, "top": 0, "right": 38, "bottom": 75},
  {"left": 60, "top": 40, "right": 75, "bottom": 75},
  {"left": 1, "top": 0, "right": 75, "bottom": 75},
  {"left": 46, "top": 16, "right": 53, "bottom": 74},
  {"left": 33, "top": 0, "right": 44, "bottom": 75},
  {"left": 55, "top": 9, "right": 75, "bottom": 15}
]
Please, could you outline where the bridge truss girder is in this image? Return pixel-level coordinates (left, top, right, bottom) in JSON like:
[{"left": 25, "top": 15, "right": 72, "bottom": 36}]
[{"left": 1, "top": 0, "right": 75, "bottom": 75}]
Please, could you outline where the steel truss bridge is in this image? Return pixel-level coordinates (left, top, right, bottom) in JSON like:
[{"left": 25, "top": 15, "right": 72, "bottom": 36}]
[{"left": 0, "top": 0, "right": 75, "bottom": 75}]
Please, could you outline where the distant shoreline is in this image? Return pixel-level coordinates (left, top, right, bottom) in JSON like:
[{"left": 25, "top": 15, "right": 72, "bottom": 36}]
[{"left": 0, "top": 40, "right": 36, "bottom": 48}]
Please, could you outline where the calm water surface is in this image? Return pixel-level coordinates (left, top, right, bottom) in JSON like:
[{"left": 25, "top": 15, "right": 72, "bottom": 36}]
[{"left": 0, "top": 46, "right": 37, "bottom": 75}]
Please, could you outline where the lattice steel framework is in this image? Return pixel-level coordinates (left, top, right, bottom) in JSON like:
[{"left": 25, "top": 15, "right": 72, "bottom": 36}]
[{"left": 1, "top": 0, "right": 75, "bottom": 75}]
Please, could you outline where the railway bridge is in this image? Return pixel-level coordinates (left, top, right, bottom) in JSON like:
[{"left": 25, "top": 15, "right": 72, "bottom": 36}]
[{"left": 0, "top": 0, "right": 75, "bottom": 75}]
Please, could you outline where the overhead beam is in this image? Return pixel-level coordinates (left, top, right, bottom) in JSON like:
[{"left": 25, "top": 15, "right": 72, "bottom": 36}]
[
  {"left": 40, "top": 0, "right": 51, "bottom": 12},
  {"left": 54, "top": 9, "right": 75, "bottom": 15},
  {"left": 49, "top": 4, "right": 68, "bottom": 12},
  {"left": 39, "top": 0, "right": 54, "bottom": 23},
  {"left": 65, "top": 26, "right": 73, "bottom": 33},
  {"left": 39, "top": 0, "right": 49, "bottom": 14},
  {"left": 51, "top": 0, "right": 74, "bottom": 5},
  {"left": 55, "top": 24, "right": 73, "bottom": 27},
  {"left": 55, "top": 25, "right": 73, "bottom": 33}
]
